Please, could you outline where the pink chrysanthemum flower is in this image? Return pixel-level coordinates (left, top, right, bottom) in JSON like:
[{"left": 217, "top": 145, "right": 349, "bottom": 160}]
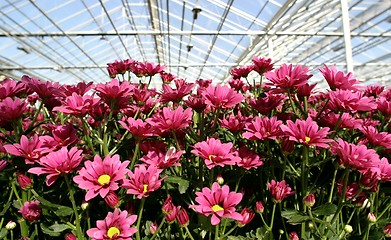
[
  {"left": 139, "top": 61, "right": 165, "bottom": 76},
  {"left": 236, "top": 146, "right": 264, "bottom": 170},
  {"left": 146, "top": 106, "right": 192, "bottom": 134},
  {"left": 189, "top": 182, "right": 243, "bottom": 225},
  {"left": 4, "top": 134, "right": 48, "bottom": 164},
  {"left": 364, "top": 84, "right": 384, "bottom": 98},
  {"left": 61, "top": 81, "right": 94, "bottom": 97},
  {"left": 264, "top": 64, "right": 312, "bottom": 91},
  {"left": 268, "top": 179, "right": 294, "bottom": 203},
  {"left": 140, "top": 147, "right": 184, "bottom": 169},
  {"left": 219, "top": 113, "right": 247, "bottom": 133},
  {"left": 95, "top": 79, "right": 134, "bottom": 110},
  {"left": 21, "top": 75, "right": 60, "bottom": 99},
  {"left": 317, "top": 112, "right": 362, "bottom": 130},
  {"left": 28, "top": 147, "right": 83, "bottom": 186},
  {"left": 280, "top": 117, "right": 333, "bottom": 149},
  {"left": 87, "top": 208, "right": 137, "bottom": 240},
  {"left": 191, "top": 138, "right": 241, "bottom": 169},
  {"left": 122, "top": 164, "right": 165, "bottom": 199},
  {"left": 328, "top": 89, "right": 376, "bottom": 113},
  {"left": 319, "top": 64, "right": 359, "bottom": 91},
  {"left": 53, "top": 93, "right": 99, "bottom": 117},
  {"left": 243, "top": 116, "right": 283, "bottom": 141},
  {"left": 118, "top": 117, "right": 156, "bottom": 140},
  {"left": 359, "top": 126, "right": 391, "bottom": 149},
  {"left": 331, "top": 138, "right": 381, "bottom": 170},
  {"left": 376, "top": 97, "right": 391, "bottom": 116},
  {"left": 73, "top": 154, "right": 130, "bottom": 201},
  {"left": 377, "top": 158, "right": 391, "bottom": 182},
  {"left": 160, "top": 79, "right": 195, "bottom": 103},
  {"left": 160, "top": 71, "right": 177, "bottom": 84},
  {"left": 42, "top": 124, "right": 79, "bottom": 149},
  {"left": 201, "top": 84, "right": 244, "bottom": 109},
  {"left": 252, "top": 56, "right": 274, "bottom": 75}
]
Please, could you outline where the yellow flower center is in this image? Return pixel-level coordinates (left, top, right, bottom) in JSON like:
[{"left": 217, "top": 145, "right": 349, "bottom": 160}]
[
  {"left": 212, "top": 204, "right": 224, "bottom": 212},
  {"left": 98, "top": 174, "right": 111, "bottom": 186},
  {"left": 107, "top": 226, "right": 120, "bottom": 238},
  {"left": 208, "top": 155, "right": 216, "bottom": 162},
  {"left": 143, "top": 184, "right": 148, "bottom": 193},
  {"left": 305, "top": 136, "right": 311, "bottom": 143}
]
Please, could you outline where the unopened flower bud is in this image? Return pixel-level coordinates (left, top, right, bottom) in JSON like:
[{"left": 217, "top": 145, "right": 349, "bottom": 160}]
[
  {"left": 0, "top": 160, "right": 7, "bottom": 171},
  {"left": 176, "top": 206, "right": 190, "bottom": 227},
  {"left": 360, "top": 199, "right": 371, "bottom": 210},
  {"left": 104, "top": 191, "right": 120, "bottom": 208},
  {"left": 81, "top": 201, "right": 89, "bottom": 210},
  {"left": 6, "top": 221, "right": 16, "bottom": 230},
  {"left": 304, "top": 193, "right": 315, "bottom": 208},
  {"left": 256, "top": 201, "right": 264, "bottom": 214},
  {"left": 308, "top": 221, "right": 315, "bottom": 229},
  {"left": 279, "top": 229, "right": 284, "bottom": 235},
  {"left": 367, "top": 212, "right": 377, "bottom": 223},
  {"left": 216, "top": 174, "right": 224, "bottom": 185},
  {"left": 150, "top": 221, "right": 158, "bottom": 234},
  {"left": 162, "top": 196, "right": 175, "bottom": 215},
  {"left": 344, "top": 225, "right": 353, "bottom": 233},
  {"left": 237, "top": 208, "right": 255, "bottom": 227},
  {"left": 289, "top": 231, "right": 299, "bottom": 240},
  {"left": 384, "top": 223, "right": 391, "bottom": 237},
  {"left": 17, "top": 173, "right": 32, "bottom": 190},
  {"left": 65, "top": 233, "right": 77, "bottom": 240}
]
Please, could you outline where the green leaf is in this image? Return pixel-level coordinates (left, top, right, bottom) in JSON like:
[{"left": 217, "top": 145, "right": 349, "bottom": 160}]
[
  {"left": 55, "top": 206, "right": 73, "bottom": 217},
  {"left": 281, "top": 209, "right": 309, "bottom": 224},
  {"left": 255, "top": 226, "right": 274, "bottom": 240},
  {"left": 0, "top": 228, "right": 7, "bottom": 239},
  {"left": 164, "top": 176, "right": 189, "bottom": 194},
  {"left": 12, "top": 200, "right": 21, "bottom": 209},
  {"left": 312, "top": 203, "right": 337, "bottom": 216},
  {"left": 227, "top": 236, "right": 250, "bottom": 240},
  {"left": 33, "top": 194, "right": 63, "bottom": 210},
  {"left": 40, "top": 223, "right": 71, "bottom": 237}
]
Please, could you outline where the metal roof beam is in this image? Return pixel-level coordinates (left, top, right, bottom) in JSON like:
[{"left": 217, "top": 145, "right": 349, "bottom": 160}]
[{"left": 147, "top": 0, "right": 164, "bottom": 64}]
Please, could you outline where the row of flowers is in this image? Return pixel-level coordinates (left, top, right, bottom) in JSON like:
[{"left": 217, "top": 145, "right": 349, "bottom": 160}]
[{"left": 0, "top": 56, "right": 391, "bottom": 239}]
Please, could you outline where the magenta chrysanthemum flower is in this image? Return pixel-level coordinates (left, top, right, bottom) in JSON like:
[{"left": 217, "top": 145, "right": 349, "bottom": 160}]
[
  {"left": 219, "top": 113, "right": 247, "bottom": 133},
  {"left": 318, "top": 112, "right": 362, "bottom": 130},
  {"left": 264, "top": 64, "right": 312, "bottom": 91},
  {"left": 189, "top": 182, "right": 243, "bottom": 225},
  {"left": 280, "top": 117, "right": 333, "bottom": 148},
  {"left": 376, "top": 97, "right": 391, "bottom": 116},
  {"left": 331, "top": 138, "right": 381, "bottom": 170},
  {"left": 243, "top": 116, "right": 283, "bottom": 141},
  {"left": 118, "top": 117, "right": 156, "bottom": 140},
  {"left": 0, "top": 97, "right": 27, "bottom": 122},
  {"left": 53, "top": 93, "right": 99, "bottom": 117},
  {"left": 61, "top": 81, "right": 94, "bottom": 97},
  {"left": 140, "top": 147, "right": 184, "bottom": 169},
  {"left": 230, "top": 65, "right": 254, "bottom": 79},
  {"left": 0, "top": 78, "right": 26, "bottom": 99},
  {"left": 236, "top": 146, "right": 264, "bottom": 170},
  {"left": 139, "top": 61, "right": 165, "bottom": 76},
  {"left": 201, "top": 84, "right": 244, "bottom": 109},
  {"left": 19, "top": 200, "right": 41, "bottom": 222},
  {"left": 268, "top": 179, "right": 294, "bottom": 203},
  {"left": 122, "top": 164, "right": 165, "bottom": 199},
  {"left": 87, "top": 208, "right": 137, "bottom": 240},
  {"left": 328, "top": 89, "right": 377, "bottom": 113},
  {"left": 359, "top": 126, "right": 391, "bottom": 149},
  {"left": 73, "top": 154, "right": 130, "bottom": 201},
  {"left": 319, "top": 64, "right": 359, "bottom": 91},
  {"left": 4, "top": 134, "right": 48, "bottom": 164},
  {"left": 28, "top": 147, "right": 83, "bottom": 186},
  {"left": 191, "top": 138, "right": 241, "bottom": 169},
  {"left": 249, "top": 93, "right": 285, "bottom": 115},
  {"left": 146, "top": 106, "right": 192, "bottom": 134}
]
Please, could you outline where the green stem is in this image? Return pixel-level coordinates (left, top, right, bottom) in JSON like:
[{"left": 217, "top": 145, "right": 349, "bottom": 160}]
[
  {"left": 287, "top": 90, "right": 300, "bottom": 117},
  {"left": 219, "top": 225, "right": 238, "bottom": 239},
  {"left": 269, "top": 203, "right": 277, "bottom": 231},
  {"left": 331, "top": 169, "right": 350, "bottom": 225},
  {"left": 136, "top": 197, "right": 146, "bottom": 240},
  {"left": 308, "top": 208, "right": 322, "bottom": 236},
  {"left": 185, "top": 226, "right": 196, "bottom": 240},
  {"left": 215, "top": 223, "right": 219, "bottom": 240},
  {"left": 130, "top": 141, "right": 140, "bottom": 170},
  {"left": 28, "top": 100, "right": 44, "bottom": 130},
  {"left": 301, "top": 146, "right": 309, "bottom": 208},
  {"left": 328, "top": 164, "right": 338, "bottom": 203},
  {"left": 64, "top": 175, "right": 84, "bottom": 240},
  {"left": 377, "top": 199, "right": 391, "bottom": 219}
]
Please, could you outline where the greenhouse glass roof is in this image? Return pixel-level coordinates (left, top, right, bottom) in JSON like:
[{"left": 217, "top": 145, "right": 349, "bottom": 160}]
[{"left": 0, "top": 0, "right": 390, "bottom": 89}]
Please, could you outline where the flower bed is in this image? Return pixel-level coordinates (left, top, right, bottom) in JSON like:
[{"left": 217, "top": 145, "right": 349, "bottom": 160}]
[{"left": 0, "top": 58, "right": 391, "bottom": 240}]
